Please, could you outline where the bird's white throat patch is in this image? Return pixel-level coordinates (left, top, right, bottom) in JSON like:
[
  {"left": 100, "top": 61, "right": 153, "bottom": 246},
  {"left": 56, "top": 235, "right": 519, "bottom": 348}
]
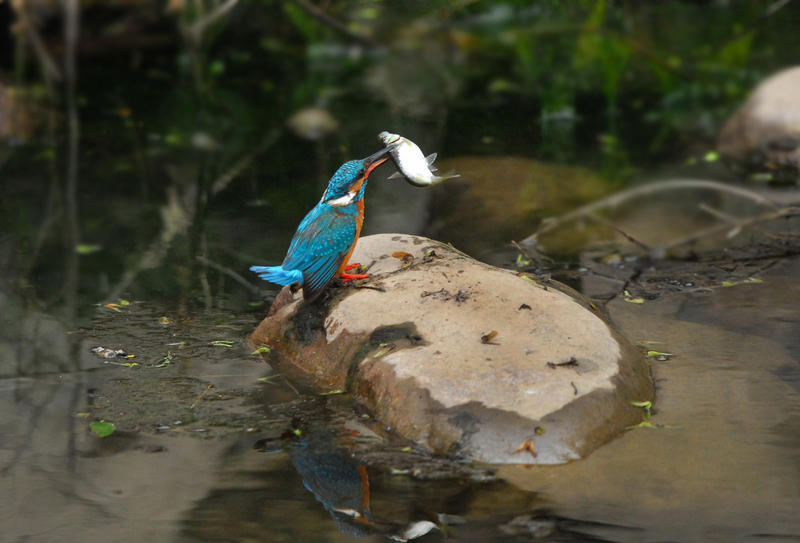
[{"left": 327, "top": 192, "right": 356, "bottom": 207}]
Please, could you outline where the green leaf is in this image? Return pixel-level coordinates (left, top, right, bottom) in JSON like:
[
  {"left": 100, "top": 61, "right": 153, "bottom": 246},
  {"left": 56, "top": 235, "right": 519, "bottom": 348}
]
[
  {"left": 626, "top": 420, "right": 655, "bottom": 430},
  {"left": 154, "top": 351, "right": 173, "bottom": 368},
  {"left": 703, "top": 151, "right": 720, "bottom": 162},
  {"left": 106, "top": 360, "right": 139, "bottom": 368},
  {"left": 646, "top": 350, "right": 673, "bottom": 359},
  {"left": 722, "top": 277, "right": 763, "bottom": 287},
  {"left": 209, "top": 340, "right": 235, "bottom": 347},
  {"left": 632, "top": 400, "right": 652, "bottom": 409},
  {"left": 251, "top": 346, "right": 271, "bottom": 355},
  {"left": 292, "top": 428, "right": 302, "bottom": 436},
  {"left": 118, "top": 299, "right": 131, "bottom": 306},
  {"left": 90, "top": 420, "right": 115, "bottom": 437},
  {"left": 623, "top": 290, "right": 645, "bottom": 304},
  {"left": 75, "top": 243, "right": 102, "bottom": 255}
]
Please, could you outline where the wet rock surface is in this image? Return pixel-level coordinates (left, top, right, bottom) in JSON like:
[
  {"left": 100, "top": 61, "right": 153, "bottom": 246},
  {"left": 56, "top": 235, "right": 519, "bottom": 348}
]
[
  {"left": 718, "top": 66, "right": 800, "bottom": 183},
  {"left": 251, "top": 234, "right": 653, "bottom": 464}
]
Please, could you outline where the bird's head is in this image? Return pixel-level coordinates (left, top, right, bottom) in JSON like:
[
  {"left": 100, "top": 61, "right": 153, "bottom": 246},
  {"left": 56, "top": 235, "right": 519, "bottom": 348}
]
[{"left": 322, "top": 147, "right": 393, "bottom": 206}]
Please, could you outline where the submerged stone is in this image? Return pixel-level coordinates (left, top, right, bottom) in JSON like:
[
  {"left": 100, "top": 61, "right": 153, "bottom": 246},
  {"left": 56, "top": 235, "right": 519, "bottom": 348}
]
[
  {"left": 718, "top": 66, "right": 800, "bottom": 183},
  {"left": 250, "top": 234, "right": 653, "bottom": 464}
]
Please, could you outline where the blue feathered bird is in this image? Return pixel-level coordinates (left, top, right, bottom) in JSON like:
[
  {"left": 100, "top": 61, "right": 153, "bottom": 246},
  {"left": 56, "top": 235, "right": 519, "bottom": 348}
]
[{"left": 250, "top": 147, "right": 393, "bottom": 302}]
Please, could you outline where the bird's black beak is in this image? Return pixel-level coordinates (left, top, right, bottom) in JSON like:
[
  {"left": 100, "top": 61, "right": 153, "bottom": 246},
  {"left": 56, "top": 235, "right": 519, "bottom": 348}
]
[
  {"left": 361, "top": 145, "right": 394, "bottom": 165},
  {"left": 361, "top": 144, "right": 396, "bottom": 178}
]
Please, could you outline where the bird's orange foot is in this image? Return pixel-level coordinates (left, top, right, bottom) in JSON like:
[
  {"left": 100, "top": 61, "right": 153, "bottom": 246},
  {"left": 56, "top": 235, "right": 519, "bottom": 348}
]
[
  {"left": 340, "top": 272, "right": 369, "bottom": 283},
  {"left": 344, "top": 263, "right": 361, "bottom": 271}
]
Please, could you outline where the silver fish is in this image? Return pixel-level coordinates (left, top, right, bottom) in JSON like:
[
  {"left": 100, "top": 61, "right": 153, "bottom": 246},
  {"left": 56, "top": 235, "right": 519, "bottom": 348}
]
[{"left": 378, "top": 131, "right": 459, "bottom": 187}]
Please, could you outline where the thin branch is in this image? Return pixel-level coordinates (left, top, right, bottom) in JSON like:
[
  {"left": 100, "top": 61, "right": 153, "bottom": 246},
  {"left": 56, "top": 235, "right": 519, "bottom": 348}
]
[
  {"left": 291, "top": 0, "right": 378, "bottom": 48},
  {"left": 656, "top": 206, "right": 800, "bottom": 255},
  {"left": 523, "top": 179, "right": 780, "bottom": 245},
  {"left": 587, "top": 213, "right": 652, "bottom": 252},
  {"left": 62, "top": 0, "right": 80, "bottom": 321},
  {"left": 211, "top": 127, "right": 281, "bottom": 196},
  {"left": 195, "top": 255, "right": 263, "bottom": 295},
  {"left": 185, "top": 0, "right": 239, "bottom": 45}
]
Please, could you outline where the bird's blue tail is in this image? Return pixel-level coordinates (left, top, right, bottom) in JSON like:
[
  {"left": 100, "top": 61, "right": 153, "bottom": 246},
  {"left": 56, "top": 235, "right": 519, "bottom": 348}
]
[{"left": 250, "top": 265, "right": 304, "bottom": 286}]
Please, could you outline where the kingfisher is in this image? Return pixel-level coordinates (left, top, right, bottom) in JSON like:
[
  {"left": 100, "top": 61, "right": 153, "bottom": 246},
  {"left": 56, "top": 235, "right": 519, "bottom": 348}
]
[{"left": 250, "top": 147, "right": 394, "bottom": 302}]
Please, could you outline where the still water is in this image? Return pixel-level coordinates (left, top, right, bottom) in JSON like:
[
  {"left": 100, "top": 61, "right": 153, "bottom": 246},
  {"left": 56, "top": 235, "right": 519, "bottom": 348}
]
[
  {"left": 3, "top": 144, "right": 800, "bottom": 542},
  {"left": 2, "top": 4, "right": 800, "bottom": 537}
]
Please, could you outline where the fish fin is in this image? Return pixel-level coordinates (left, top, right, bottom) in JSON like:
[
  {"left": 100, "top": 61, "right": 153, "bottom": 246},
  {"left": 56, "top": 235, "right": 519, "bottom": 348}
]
[
  {"left": 425, "top": 153, "right": 438, "bottom": 170},
  {"left": 250, "top": 265, "right": 304, "bottom": 286},
  {"left": 386, "top": 171, "right": 404, "bottom": 180},
  {"left": 430, "top": 170, "right": 460, "bottom": 185}
]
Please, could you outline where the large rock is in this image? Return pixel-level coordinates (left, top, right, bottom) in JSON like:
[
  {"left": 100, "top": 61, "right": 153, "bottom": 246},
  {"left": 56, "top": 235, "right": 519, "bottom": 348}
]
[
  {"left": 718, "top": 66, "right": 800, "bottom": 183},
  {"left": 250, "top": 234, "right": 652, "bottom": 464}
]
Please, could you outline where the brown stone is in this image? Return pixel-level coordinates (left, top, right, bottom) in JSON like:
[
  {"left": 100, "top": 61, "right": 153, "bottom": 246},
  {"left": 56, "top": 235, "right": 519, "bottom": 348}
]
[
  {"left": 718, "top": 66, "right": 800, "bottom": 183},
  {"left": 250, "top": 234, "right": 653, "bottom": 463}
]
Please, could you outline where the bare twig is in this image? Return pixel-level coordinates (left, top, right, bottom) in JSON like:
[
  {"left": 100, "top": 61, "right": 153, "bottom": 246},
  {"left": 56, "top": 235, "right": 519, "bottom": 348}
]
[
  {"left": 211, "top": 127, "right": 281, "bottom": 196},
  {"left": 523, "top": 179, "right": 779, "bottom": 246},
  {"left": 62, "top": 0, "right": 80, "bottom": 321},
  {"left": 185, "top": 0, "right": 239, "bottom": 45},
  {"left": 291, "top": 0, "right": 378, "bottom": 48},
  {"left": 511, "top": 239, "right": 555, "bottom": 267},
  {"left": 657, "top": 206, "right": 800, "bottom": 255},
  {"left": 195, "top": 255, "right": 262, "bottom": 295},
  {"left": 587, "top": 213, "right": 652, "bottom": 252},
  {"left": 190, "top": 384, "right": 214, "bottom": 409}
]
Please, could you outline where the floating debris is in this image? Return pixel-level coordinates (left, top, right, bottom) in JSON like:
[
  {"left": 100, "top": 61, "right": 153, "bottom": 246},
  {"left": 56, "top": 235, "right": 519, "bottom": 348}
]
[
  {"left": 721, "top": 277, "right": 763, "bottom": 287},
  {"left": 623, "top": 290, "right": 645, "bottom": 304},
  {"left": 628, "top": 400, "right": 656, "bottom": 430},
  {"left": 646, "top": 350, "right": 674, "bottom": 361},
  {"left": 90, "top": 420, "right": 115, "bottom": 438},
  {"left": 90, "top": 346, "right": 131, "bottom": 359},
  {"left": 154, "top": 351, "right": 173, "bottom": 368}
]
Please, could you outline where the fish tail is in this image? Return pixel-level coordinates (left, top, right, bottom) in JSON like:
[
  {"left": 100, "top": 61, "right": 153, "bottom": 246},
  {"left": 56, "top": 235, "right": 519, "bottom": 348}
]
[
  {"left": 250, "top": 265, "right": 304, "bottom": 286},
  {"left": 432, "top": 170, "right": 460, "bottom": 184}
]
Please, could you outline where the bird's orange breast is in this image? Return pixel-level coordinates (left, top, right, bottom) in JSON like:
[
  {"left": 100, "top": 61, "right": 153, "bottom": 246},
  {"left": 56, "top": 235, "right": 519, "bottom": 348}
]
[{"left": 335, "top": 199, "right": 364, "bottom": 276}]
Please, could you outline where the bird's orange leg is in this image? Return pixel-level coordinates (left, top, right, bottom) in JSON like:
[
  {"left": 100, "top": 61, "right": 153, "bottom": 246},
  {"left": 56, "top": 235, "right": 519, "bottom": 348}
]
[
  {"left": 340, "top": 272, "right": 369, "bottom": 282},
  {"left": 340, "top": 262, "right": 369, "bottom": 282}
]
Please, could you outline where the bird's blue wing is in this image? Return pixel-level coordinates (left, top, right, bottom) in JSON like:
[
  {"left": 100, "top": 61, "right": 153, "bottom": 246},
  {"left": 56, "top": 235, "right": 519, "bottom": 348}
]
[{"left": 283, "top": 203, "right": 358, "bottom": 301}]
